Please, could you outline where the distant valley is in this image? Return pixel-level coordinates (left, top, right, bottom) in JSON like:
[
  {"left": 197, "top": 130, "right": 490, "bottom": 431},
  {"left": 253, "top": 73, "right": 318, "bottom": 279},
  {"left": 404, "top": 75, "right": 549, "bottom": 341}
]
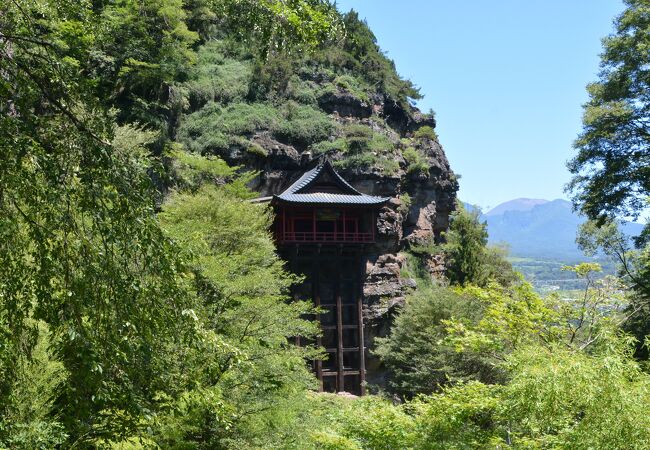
[{"left": 465, "top": 198, "right": 644, "bottom": 290}]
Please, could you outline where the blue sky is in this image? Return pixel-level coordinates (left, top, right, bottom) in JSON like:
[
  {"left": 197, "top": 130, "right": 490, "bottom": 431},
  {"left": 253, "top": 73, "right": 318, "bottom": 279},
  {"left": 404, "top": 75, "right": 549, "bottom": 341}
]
[{"left": 335, "top": 0, "right": 624, "bottom": 210}]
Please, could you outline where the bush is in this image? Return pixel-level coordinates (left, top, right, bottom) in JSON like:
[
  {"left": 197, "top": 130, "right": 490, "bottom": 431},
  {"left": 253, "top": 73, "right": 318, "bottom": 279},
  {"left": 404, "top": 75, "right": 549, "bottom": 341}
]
[
  {"left": 248, "top": 52, "right": 294, "bottom": 100},
  {"left": 410, "top": 382, "right": 500, "bottom": 448},
  {"left": 0, "top": 323, "right": 68, "bottom": 449},
  {"left": 344, "top": 124, "right": 373, "bottom": 153},
  {"left": 286, "top": 75, "right": 318, "bottom": 104},
  {"left": 374, "top": 285, "right": 500, "bottom": 398},
  {"left": 338, "top": 11, "right": 422, "bottom": 106},
  {"left": 377, "top": 157, "right": 399, "bottom": 175},
  {"left": 398, "top": 193, "right": 412, "bottom": 215},
  {"left": 247, "top": 141, "right": 268, "bottom": 157},
  {"left": 368, "top": 133, "right": 393, "bottom": 154},
  {"left": 312, "top": 138, "right": 347, "bottom": 155},
  {"left": 274, "top": 103, "right": 336, "bottom": 147},
  {"left": 334, "top": 153, "right": 376, "bottom": 170},
  {"left": 338, "top": 397, "right": 416, "bottom": 450},
  {"left": 178, "top": 102, "right": 279, "bottom": 153},
  {"left": 333, "top": 74, "right": 370, "bottom": 102},
  {"left": 186, "top": 41, "right": 252, "bottom": 110},
  {"left": 414, "top": 125, "right": 437, "bottom": 140},
  {"left": 409, "top": 341, "right": 650, "bottom": 449},
  {"left": 403, "top": 147, "right": 429, "bottom": 175}
]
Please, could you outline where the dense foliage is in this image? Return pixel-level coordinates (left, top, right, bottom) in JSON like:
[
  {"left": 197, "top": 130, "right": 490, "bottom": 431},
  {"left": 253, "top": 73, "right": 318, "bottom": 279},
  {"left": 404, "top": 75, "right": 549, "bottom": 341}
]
[
  {"left": 0, "top": 0, "right": 336, "bottom": 446},
  {"left": 568, "top": 0, "right": 650, "bottom": 229},
  {"left": 569, "top": 0, "right": 650, "bottom": 368},
  {"left": 374, "top": 284, "right": 502, "bottom": 398}
]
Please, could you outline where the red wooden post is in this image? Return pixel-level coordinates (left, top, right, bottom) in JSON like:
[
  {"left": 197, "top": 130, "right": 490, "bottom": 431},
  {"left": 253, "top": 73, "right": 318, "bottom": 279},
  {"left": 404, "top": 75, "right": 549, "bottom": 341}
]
[
  {"left": 342, "top": 209, "right": 346, "bottom": 241},
  {"left": 312, "top": 208, "right": 316, "bottom": 242}
]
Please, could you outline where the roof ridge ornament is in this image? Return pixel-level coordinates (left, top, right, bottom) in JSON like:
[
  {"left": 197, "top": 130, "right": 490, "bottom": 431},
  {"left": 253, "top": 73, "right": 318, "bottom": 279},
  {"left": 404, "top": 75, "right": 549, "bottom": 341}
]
[{"left": 312, "top": 152, "right": 329, "bottom": 168}]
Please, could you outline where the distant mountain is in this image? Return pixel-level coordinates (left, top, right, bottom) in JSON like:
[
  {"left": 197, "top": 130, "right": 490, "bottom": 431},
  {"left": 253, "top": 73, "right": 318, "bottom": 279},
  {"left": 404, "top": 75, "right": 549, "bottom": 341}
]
[
  {"left": 485, "top": 198, "right": 549, "bottom": 216},
  {"left": 479, "top": 198, "right": 644, "bottom": 262}
]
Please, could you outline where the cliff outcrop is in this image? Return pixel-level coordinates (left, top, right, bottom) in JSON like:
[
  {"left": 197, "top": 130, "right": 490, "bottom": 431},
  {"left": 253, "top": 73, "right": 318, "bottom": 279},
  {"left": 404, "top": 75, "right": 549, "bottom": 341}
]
[
  {"left": 174, "top": 12, "right": 458, "bottom": 386},
  {"left": 204, "top": 88, "right": 457, "bottom": 385}
]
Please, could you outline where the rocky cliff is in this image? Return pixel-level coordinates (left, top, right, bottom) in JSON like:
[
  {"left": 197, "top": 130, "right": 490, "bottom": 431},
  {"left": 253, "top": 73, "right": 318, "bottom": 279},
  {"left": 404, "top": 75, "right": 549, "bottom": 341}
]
[
  {"left": 208, "top": 88, "right": 458, "bottom": 386},
  {"left": 174, "top": 11, "right": 459, "bottom": 387}
]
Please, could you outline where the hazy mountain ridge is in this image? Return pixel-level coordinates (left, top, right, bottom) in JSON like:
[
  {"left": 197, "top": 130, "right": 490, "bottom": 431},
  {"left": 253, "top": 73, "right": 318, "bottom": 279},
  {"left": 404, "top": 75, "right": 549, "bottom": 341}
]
[
  {"left": 485, "top": 198, "right": 549, "bottom": 216},
  {"left": 465, "top": 198, "right": 644, "bottom": 262}
]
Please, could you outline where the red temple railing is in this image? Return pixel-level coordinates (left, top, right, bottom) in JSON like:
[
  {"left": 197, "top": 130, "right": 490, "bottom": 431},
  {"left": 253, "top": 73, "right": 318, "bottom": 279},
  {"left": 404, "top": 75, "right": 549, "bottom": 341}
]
[{"left": 277, "top": 231, "right": 374, "bottom": 244}]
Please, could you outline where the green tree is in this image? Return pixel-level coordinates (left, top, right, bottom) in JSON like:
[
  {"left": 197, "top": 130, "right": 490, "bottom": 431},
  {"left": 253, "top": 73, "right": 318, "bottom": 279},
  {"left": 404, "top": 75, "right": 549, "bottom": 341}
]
[
  {"left": 567, "top": 0, "right": 650, "bottom": 231},
  {"left": 216, "top": 0, "right": 342, "bottom": 57},
  {"left": 442, "top": 207, "right": 489, "bottom": 285},
  {"left": 410, "top": 338, "right": 650, "bottom": 449},
  {"left": 445, "top": 270, "right": 629, "bottom": 357},
  {"left": 1, "top": 1, "right": 197, "bottom": 444},
  {"left": 441, "top": 205, "right": 516, "bottom": 287},
  {"left": 147, "top": 163, "right": 320, "bottom": 447},
  {"left": 578, "top": 220, "right": 650, "bottom": 361},
  {"left": 567, "top": 0, "right": 650, "bottom": 368},
  {"left": 374, "top": 285, "right": 503, "bottom": 399},
  {"left": 95, "top": 0, "right": 199, "bottom": 137}
]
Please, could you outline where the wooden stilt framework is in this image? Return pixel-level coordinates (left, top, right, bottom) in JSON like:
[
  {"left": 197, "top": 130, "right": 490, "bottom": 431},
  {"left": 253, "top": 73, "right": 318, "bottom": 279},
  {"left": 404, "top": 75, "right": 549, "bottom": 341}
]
[{"left": 286, "top": 246, "right": 366, "bottom": 395}]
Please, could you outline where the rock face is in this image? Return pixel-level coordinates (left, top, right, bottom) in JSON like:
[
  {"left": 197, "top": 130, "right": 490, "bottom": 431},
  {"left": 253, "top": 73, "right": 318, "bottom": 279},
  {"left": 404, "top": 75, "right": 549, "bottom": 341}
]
[{"left": 234, "top": 93, "right": 458, "bottom": 387}]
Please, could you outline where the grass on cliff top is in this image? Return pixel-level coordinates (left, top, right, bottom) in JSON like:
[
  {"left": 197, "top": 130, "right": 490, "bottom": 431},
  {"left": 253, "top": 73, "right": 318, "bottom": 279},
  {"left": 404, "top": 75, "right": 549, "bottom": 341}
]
[{"left": 179, "top": 101, "right": 336, "bottom": 154}]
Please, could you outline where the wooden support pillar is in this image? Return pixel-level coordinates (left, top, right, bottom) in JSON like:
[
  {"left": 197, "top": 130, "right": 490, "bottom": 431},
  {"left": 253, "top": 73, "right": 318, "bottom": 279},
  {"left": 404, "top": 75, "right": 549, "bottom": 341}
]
[
  {"left": 314, "top": 251, "right": 323, "bottom": 392},
  {"left": 336, "top": 246, "right": 344, "bottom": 392},
  {"left": 357, "top": 249, "right": 366, "bottom": 395}
]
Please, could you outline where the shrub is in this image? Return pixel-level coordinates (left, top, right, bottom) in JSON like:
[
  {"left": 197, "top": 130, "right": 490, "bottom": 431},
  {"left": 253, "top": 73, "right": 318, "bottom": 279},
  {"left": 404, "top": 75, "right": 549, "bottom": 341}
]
[
  {"left": 274, "top": 103, "right": 336, "bottom": 147},
  {"left": 186, "top": 41, "right": 252, "bottom": 110},
  {"left": 344, "top": 124, "right": 373, "bottom": 153},
  {"left": 414, "top": 125, "right": 437, "bottom": 140},
  {"left": 286, "top": 75, "right": 318, "bottom": 104},
  {"left": 338, "top": 11, "right": 422, "bottom": 106},
  {"left": 248, "top": 52, "right": 294, "bottom": 100},
  {"left": 247, "top": 141, "right": 268, "bottom": 157},
  {"left": 339, "top": 397, "right": 416, "bottom": 450},
  {"left": 312, "top": 138, "right": 347, "bottom": 155},
  {"left": 377, "top": 157, "right": 399, "bottom": 175},
  {"left": 403, "top": 147, "right": 429, "bottom": 175},
  {"left": 368, "top": 133, "right": 393, "bottom": 154},
  {"left": 168, "top": 146, "right": 236, "bottom": 186},
  {"left": 220, "top": 102, "right": 280, "bottom": 134},
  {"left": 0, "top": 323, "right": 68, "bottom": 449},
  {"left": 411, "top": 382, "right": 500, "bottom": 448},
  {"left": 333, "top": 74, "right": 370, "bottom": 102},
  {"left": 178, "top": 102, "right": 279, "bottom": 154},
  {"left": 334, "top": 153, "right": 376, "bottom": 170},
  {"left": 374, "top": 285, "right": 500, "bottom": 398},
  {"left": 398, "top": 193, "right": 411, "bottom": 215},
  {"left": 310, "top": 431, "right": 361, "bottom": 450}
]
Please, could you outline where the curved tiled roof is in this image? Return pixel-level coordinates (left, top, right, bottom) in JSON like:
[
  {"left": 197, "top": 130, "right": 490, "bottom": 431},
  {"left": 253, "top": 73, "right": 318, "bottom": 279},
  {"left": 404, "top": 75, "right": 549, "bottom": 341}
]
[{"left": 272, "top": 160, "right": 389, "bottom": 206}]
